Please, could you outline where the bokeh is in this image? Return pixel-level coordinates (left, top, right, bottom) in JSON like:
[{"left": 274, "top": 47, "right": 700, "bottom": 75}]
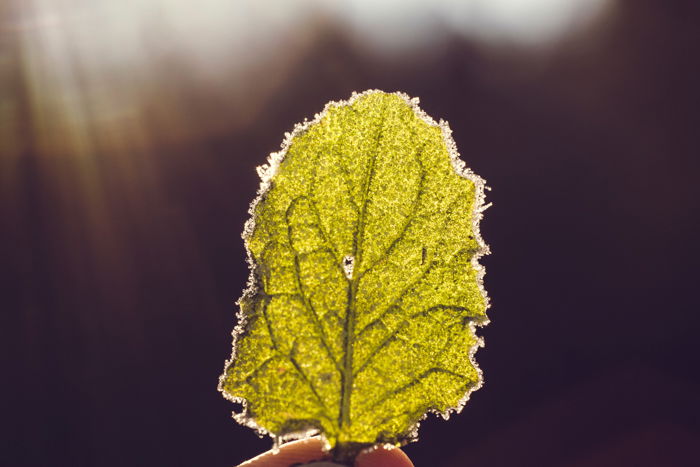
[{"left": 3, "top": 1, "right": 699, "bottom": 466}]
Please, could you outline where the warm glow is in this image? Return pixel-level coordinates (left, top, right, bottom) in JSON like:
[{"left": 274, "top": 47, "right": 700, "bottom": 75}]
[{"left": 1, "top": 0, "right": 612, "bottom": 294}]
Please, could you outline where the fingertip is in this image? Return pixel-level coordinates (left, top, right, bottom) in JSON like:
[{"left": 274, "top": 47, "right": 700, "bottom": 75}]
[
  {"left": 238, "top": 437, "right": 328, "bottom": 467},
  {"left": 354, "top": 445, "right": 414, "bottom": 467}
]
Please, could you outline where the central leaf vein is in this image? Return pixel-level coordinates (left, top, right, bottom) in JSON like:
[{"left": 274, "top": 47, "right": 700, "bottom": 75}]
[{"left": 338, "top": 101, "right": 387, "bottom": 433}]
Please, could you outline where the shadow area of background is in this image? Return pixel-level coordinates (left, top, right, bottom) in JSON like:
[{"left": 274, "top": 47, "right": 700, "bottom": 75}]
[{"left": 2, "top": 1, "right": 699, "bottom": 465}]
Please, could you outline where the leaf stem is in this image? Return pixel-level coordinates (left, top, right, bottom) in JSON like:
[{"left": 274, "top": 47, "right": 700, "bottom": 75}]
[{"left": 331, "top": 442, "right": 371, "bottom": 465}]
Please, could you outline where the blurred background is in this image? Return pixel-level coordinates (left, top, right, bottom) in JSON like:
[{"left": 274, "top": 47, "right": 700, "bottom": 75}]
[{"left": 3, "top": 0, "right": 699, "bottom": 465}]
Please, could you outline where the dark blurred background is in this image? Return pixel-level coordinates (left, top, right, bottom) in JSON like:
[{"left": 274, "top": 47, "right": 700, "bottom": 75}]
[{"left": 2, "top": 0, "right": 699, "bottom": 466}]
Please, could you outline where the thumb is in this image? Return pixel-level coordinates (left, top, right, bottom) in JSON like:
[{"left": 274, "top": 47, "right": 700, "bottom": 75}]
[{"left": 355, "top": 445, "right": 414, "bottom": 467}]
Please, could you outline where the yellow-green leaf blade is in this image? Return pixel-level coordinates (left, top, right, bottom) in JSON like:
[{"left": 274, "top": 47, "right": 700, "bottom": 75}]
[{"left": 219, "top": 90, "right": 489, "bottom": 456}]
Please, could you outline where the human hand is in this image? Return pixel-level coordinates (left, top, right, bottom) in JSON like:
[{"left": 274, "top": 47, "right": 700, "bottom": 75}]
[{"left": 238, "top": 437, "right": 414, "bottom": 467}]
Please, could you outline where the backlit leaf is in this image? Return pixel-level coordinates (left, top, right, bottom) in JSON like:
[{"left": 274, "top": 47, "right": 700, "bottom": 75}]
[{"left": 219, "top": 90, "right": 490, "bottom": 462}]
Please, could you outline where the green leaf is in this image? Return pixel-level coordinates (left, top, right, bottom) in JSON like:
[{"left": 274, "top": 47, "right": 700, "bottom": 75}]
[{"left": 219, "top": 90, "right": 489, "bottom": 462}]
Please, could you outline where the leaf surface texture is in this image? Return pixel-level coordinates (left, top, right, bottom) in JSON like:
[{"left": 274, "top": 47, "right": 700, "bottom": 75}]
[{"left": 220, "top": 91, "right": 489, "bottom": 450}]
